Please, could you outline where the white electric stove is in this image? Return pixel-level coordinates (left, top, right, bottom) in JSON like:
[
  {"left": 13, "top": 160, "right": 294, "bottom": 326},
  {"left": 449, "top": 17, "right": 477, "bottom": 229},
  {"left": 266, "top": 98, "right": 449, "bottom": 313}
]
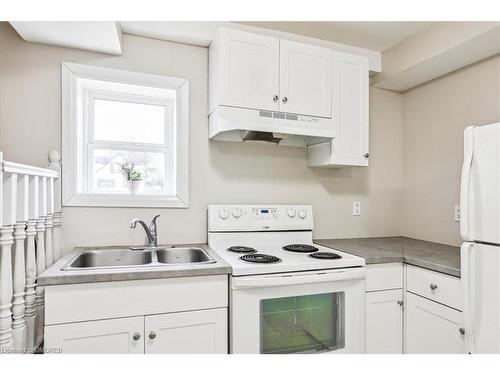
[{"left": 208, "top": 204, "right": 366, "bottom": 354}]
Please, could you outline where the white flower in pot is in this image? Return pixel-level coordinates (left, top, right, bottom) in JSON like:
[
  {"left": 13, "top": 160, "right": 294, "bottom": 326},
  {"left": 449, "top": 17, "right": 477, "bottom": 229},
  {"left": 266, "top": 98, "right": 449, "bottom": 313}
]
[{"left": 119, "top": 161, "right": 143, "bottom": 194}]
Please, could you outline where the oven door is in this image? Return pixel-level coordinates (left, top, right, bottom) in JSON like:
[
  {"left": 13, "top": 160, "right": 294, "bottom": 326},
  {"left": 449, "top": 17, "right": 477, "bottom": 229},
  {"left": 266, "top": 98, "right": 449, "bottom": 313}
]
[{"left": 230, "top": 267, "right": 366, "bottom": 354}]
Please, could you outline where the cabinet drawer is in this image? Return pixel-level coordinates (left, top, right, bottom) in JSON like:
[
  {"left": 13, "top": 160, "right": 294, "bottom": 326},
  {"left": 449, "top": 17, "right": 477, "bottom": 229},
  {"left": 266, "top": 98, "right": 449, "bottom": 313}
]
[
  {"left": 366, "top": 263, "right": 403, "bottom": 291},
  {"left": 45, "top": 275, "right": 228, "bottom": 325},
  {"left": 406, "top": 265, "right": 462, "bottom": 310}
]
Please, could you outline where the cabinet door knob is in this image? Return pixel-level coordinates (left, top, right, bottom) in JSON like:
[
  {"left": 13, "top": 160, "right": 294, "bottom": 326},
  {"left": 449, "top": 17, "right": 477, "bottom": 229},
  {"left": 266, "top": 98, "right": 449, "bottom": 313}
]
[
  {"left": 132, "top": 332, "right": 141, "bottom": 341},
  {"left": 149, "top": 331, "right": 157, "bottom": 340},
  {"left": 282, "top": 97, "right": 288, "bottom": 104},
  {"left": 273, "top": 95, "right": 279, "bottom": 103},
  {"left": 364, "top": 153, "right": 369, "bottom": 158},
  {"left": 397, "top": 300, "right": 404, "bottom": 306},
  {"left": 430, "top": 283, "right": 438, "bottom": 291},
  {"left": 459, "top": 328, "right": 465, "bottom": 335}
]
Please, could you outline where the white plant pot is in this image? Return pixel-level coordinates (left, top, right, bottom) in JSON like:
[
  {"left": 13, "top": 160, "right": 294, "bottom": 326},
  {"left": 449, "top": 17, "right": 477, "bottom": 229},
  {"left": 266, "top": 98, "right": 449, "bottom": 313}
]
[{"left": 128, "top": 180, "right": 140, "bottom": 194}]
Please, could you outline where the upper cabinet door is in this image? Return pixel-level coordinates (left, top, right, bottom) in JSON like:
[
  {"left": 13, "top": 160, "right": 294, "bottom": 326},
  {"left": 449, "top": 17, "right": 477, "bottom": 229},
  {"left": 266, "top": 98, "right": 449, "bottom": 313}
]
[
  {"left": 217, "top": 28, "right": 279, "bottom": 111},
  {"left": 307, "top": 52, "right": 369, "bottom": 168},
  {"left": 331, "top": 52, "right": 370, "bottom": 165},
  {"left": 279, "top": 40, "right": 332, "bottom": 118}
]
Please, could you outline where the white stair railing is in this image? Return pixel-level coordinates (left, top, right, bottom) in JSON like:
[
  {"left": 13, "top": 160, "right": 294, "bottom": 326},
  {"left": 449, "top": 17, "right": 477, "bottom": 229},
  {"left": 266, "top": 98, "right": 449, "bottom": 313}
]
[{"left": 0, "top": 150, "right": 61, "bottom": 354}]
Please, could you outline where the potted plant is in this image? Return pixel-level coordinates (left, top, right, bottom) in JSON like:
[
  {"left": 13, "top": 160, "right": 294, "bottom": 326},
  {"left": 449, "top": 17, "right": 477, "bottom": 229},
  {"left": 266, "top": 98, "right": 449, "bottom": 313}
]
[{"left": 119, "top": 161, "right": 143, "bottom": 194}]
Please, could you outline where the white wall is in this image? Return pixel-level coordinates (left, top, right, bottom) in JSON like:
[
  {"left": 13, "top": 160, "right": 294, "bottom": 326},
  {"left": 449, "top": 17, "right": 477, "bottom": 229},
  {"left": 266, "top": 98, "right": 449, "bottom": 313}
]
[
  {"left": 401, "top": 55, "right": 500, "bottom": 246},
  {"left": 0, "top": 22, "right": 404, "bottom": 251}
]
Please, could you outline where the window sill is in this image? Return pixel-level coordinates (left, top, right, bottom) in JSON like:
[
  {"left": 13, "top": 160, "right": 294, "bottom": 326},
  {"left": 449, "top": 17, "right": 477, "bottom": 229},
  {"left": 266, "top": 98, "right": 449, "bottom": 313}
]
[{"left": 63, "top": 193, "right": 188, "bottom": 208}]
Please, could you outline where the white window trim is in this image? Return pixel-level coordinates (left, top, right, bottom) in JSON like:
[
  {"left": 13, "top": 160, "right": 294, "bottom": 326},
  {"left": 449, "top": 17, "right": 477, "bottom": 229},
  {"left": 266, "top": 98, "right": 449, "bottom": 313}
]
[{"left": 61, "top": 62, "right": 189, "bottom": 208}]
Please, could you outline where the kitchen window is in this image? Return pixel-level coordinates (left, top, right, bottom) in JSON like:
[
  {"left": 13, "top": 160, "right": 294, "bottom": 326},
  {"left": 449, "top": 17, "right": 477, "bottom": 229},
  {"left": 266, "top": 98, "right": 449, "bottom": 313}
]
[{"left": 61, "top": 62, "right": 189, "bottom": 207}]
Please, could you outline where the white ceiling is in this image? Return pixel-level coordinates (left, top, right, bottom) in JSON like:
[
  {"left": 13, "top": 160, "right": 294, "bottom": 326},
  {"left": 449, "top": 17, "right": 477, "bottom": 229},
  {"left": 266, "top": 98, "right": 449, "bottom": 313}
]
[{"left": 237, "top": 21, "right": 434, "bottom": 51}]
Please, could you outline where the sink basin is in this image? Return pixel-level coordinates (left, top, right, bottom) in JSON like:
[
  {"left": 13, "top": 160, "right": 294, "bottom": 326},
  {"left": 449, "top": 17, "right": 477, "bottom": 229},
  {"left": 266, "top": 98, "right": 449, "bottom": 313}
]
[
  {"left": 61, "top": 246, "right": 216, "bottom": 271},
  {"left": 67, "top": 249, "right": 153, "bottom": 269},
  {"left": 156, "top": 248, "right": 215, "bottom": 264}
]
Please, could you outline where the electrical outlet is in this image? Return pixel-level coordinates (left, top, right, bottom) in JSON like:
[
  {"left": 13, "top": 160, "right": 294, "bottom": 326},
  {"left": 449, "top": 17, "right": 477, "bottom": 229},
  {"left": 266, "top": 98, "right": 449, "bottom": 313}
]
[
  {"left": 353, "top": 202, "right": 361, "bottom": 216},
  {"left": 454, "top": 205, "right": 461, "bottom": 222}
]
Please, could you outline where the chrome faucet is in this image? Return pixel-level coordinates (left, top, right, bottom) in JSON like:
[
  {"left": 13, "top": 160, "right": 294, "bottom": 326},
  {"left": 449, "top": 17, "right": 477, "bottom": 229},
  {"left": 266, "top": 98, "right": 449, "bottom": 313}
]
[{"left": 129, "top": 215, "right": 160, "bottom": 248}]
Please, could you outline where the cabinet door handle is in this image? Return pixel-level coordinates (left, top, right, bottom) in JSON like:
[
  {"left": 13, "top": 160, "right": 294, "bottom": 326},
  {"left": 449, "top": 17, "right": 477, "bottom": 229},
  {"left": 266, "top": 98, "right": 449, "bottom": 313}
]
[
  {"left": 430, "top": 283, "right": 438, "bottom": 291},
  {"left": 459, "top": 328, "right": 465, "bottom": 335},
  {"left": 364, "top": 153, "right": 369, "bottom": 158},
  {"left": 282, "top": 97, "right": 288, "bottom": 104},
  {"left": 397, "top": 300, "right": 404, "bottom": 306},
  {"left": 149, "top": 331, "right": 157, "bottom": 340},
  {"left": 132, "top": 332, "right": 141, "bottom": 341},
  {"left": 273, "top": 95, "right": 279, "bottom": 103}
]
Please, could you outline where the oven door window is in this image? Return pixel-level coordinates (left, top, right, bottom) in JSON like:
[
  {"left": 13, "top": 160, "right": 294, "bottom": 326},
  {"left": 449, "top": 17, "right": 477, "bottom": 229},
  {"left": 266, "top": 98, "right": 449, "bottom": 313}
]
[{"left": 260, "top": 292, "right": 345, "bottom": 354}]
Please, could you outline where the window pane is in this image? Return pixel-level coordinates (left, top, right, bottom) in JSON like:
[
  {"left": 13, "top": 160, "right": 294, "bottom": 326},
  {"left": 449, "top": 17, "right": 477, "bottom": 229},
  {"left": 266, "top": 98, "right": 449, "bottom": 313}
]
[
  {"left": 91, "top": 149, "right": 167, "bottom": 195},
  {"left": 260, "top": 292, "right": 344, "bottom": 354},
  {"left": 93, "top": 99, "right": 167, "bottom": 144}
]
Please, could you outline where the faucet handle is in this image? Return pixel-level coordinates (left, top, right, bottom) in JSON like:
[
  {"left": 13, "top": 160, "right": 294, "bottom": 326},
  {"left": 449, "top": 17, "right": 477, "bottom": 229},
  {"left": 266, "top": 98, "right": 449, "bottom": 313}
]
[{"left": 150, "top": 215, "right": 160, "bottom": 234}]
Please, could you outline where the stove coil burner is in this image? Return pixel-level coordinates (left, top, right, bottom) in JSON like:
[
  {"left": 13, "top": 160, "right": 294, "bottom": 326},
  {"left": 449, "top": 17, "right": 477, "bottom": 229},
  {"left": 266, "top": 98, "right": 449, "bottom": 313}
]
[
  {"left": 282, "top": 244, "right": 319, "bottom": 253},
  {"left": 227, "top": 246, "right": 257, "bottom": 254},
  {"left": 239, "top": 254, "right": 281, "bottom": 264},
  {"left": 309, "top": 252, "right": 342, "bottom": 260}
]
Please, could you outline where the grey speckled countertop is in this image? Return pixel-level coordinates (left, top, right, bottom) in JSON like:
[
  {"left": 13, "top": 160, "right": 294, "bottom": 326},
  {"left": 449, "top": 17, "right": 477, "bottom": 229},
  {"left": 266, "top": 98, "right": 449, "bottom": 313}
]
[
  {"left": 38, "top": 244, "right": 231, "bottom": 286},
  {"left": 315, "top": 237, "right": 460, "bottom": 278}
]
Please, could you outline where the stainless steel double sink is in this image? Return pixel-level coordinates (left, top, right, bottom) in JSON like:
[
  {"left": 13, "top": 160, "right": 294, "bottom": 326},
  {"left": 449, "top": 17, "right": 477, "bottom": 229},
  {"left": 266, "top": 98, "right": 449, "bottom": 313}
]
[{"left": 62, "top": 247, "right": 215, "bottom": 271}]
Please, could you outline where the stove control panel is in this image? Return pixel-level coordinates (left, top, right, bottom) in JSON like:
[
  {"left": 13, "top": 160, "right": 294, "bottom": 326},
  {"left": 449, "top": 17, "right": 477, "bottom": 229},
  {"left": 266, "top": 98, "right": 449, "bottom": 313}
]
[{"left": 208, "top": 205, "right": 313, "bottom": 232}]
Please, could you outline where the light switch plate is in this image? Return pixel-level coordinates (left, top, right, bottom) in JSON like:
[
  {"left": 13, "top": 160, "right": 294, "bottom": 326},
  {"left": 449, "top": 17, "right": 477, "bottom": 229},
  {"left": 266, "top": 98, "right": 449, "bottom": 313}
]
[
  {"left": 353, "top": 201, "right": 361, "bottom": 216},
  {"left": 454, "top": 205, "right": 460, "bottom": 222}
]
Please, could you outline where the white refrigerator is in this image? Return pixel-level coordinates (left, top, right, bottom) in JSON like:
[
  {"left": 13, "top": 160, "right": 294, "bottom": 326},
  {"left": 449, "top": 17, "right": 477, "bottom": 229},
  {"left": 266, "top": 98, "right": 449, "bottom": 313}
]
[{"left": 460, "top": 122, "right": 500, "bottom": 354}]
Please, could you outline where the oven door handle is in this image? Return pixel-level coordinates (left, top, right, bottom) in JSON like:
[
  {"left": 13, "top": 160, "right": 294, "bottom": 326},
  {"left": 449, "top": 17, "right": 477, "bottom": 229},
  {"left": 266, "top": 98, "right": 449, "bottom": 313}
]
[{"left": 232, "top": 268, "right": 366, "bottom": 289}]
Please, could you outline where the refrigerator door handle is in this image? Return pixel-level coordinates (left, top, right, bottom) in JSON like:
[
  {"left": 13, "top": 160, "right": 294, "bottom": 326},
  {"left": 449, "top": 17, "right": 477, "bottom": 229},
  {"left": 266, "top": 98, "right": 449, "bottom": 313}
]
[
  {"left": 461, "top": 242, "right": 475, "bottom": 353},
  {"left": 460, "top": 126, "right": 475, "bottom": 241}
]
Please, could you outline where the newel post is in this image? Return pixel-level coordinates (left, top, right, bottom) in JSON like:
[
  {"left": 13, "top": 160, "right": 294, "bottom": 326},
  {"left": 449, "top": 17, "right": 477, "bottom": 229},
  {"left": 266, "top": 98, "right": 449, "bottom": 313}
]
[
  {"left": 0, "top": 152, "right": 14, "bottom": 350},
  {"left": 48, "top": 150, "right": 62, "bottom": 261}
]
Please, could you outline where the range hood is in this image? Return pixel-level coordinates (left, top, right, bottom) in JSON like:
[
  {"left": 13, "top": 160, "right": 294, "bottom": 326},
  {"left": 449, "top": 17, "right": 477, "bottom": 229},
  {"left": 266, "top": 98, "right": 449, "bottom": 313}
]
[{"left": 208, "top": 106, "right": 334, "bottom": 147}]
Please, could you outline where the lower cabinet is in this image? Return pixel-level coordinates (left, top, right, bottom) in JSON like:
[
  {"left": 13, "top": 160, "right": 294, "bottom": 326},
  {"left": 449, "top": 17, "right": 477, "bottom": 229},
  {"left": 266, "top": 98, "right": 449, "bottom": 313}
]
[
  {"left": 405, "top": 292, "right": 464, "bottom": 354},
  {"left": 44, "top": 275, "right": 229, "bottom": 354},
  {"left": 45, "top": 316, "right": 144, "bottom": 354},
  {"left": 366, "top": 289, "right": 404, "bottom": 353},
  {"left": 46, "top": 308, "right": 228, "bottom": 354},
  {"left": 145, "top": 308, "right": 227, "bottom": 354}
]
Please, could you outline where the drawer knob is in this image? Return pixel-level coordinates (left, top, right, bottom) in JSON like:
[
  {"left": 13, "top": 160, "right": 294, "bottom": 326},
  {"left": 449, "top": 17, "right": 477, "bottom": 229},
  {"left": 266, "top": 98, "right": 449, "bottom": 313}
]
[
  {"left": 149, "top": 331, "right": 157, "bottom": 340},
  {"left": 430, "top": 283, "right": 438, "bottom": 291},
  {"left": 132, "top": 332, "right": 141, "bottom": 341},
  {"left": 459, "top": 328, "right": 465, "bottom": 335}
]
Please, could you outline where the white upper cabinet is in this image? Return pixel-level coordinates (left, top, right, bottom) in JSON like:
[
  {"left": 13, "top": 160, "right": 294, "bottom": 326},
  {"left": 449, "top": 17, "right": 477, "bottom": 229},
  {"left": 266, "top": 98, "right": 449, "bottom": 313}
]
[
  {"left": 210, "top": 28, "right": 333, "bottom": 118},
  {"left": 210, "top": 28, "right": 280, "bottom": 112},
  {"left": 308, "top": 52, "right": 369, "bottom": 167},
  {"left": 279, "top": 40, "right": 332, "bottom": 118}
]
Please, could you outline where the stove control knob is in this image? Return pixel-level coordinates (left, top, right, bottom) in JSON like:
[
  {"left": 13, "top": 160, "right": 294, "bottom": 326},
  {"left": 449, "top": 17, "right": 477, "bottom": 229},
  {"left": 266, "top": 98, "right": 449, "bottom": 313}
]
[
  {"left": 232, "top": 208, "right": 242, "bottom": 218},
  {"left": 298, "top": 209, "right": 307, "bottom": 219},
  {"left": 219, "top": 208, "right": 230, "bottom": 220},
  {"left": 287, "top": 208, "right": 296, "bottom": 218}
]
